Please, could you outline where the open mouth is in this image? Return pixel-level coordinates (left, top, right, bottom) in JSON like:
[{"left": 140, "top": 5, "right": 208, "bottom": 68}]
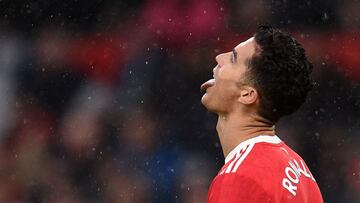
[{"left": 200, "top": 78, "right": 215, "bottom": 92}]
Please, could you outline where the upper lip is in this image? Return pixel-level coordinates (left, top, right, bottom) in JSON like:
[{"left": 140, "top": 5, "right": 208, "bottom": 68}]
[{"left": 213, "top": 65, "right": 218, "bottom": 79}]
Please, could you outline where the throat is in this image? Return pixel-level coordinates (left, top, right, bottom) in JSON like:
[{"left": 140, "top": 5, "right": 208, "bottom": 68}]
[{"left": 216, "top": 113, "right": 275, "bottom": 158}]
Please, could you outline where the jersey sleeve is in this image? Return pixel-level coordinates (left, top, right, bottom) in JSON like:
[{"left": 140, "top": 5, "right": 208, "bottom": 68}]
[{"left": 207, "top": 173, "right": 273, "bottom": 203}]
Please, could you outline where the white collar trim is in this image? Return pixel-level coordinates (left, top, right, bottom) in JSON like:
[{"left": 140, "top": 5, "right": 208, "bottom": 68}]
[{"left": 225, "top": 135, "right": 282, "bottom": 163}]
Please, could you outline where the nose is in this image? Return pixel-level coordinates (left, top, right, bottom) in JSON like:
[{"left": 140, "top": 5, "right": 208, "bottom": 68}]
[{"left": 215, "top": 53, "right": 225, "bottom": 66}]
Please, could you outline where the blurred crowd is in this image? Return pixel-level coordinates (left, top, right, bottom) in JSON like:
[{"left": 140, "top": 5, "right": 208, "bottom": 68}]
[{"left": 0, "top": 0, "right": 359, "bottom": 202}]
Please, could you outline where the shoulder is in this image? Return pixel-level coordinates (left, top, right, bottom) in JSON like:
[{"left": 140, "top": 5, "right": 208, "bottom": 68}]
[
  {"left": 216, "top": 138, "right": 291, "bottom": 192},
  {"left": 208, "top": 135, "right": 323, "bottom": 202}
]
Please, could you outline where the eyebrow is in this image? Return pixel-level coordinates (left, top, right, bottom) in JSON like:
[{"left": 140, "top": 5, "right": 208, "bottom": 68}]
[{"left": 232, "top": 49, "right": 238, "bottom": 63}]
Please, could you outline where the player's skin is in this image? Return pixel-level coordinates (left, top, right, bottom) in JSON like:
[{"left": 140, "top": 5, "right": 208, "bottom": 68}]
[{"left": 200, "top": 37, "right": 275, "bottom": 157}]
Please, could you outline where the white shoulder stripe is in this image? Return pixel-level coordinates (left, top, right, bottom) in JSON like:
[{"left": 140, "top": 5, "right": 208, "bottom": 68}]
[
  {"left": 231, "top": 144, "right": 254, "bottom": 173},
  {"left": 225, "top": 144, "right": 250, "bottom": 173},
  {"left": 220, "top": 143, "right": 254, "bottom": 174},
  {"left": 224, "top": 156, "right": 238, "bottom": 173}
]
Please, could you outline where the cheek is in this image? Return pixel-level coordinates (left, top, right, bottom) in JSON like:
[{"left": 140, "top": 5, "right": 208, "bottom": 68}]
[
  {"left": 214, "top": 81, "right": 239, "bottom": 103},
  {"left": 216, "top": 73, "right": 241, "bottom": 93},
  {"left": 218, "top": 68, "right": 232, "bottom": 79},
  {"left": 218, "top": 65, "right": 243, "bottom": 81}
]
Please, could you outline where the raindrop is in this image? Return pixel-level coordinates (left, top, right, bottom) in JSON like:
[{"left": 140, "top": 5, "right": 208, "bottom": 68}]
[{"left": 322, "top": 13, "right": 329, "bottom": 21}]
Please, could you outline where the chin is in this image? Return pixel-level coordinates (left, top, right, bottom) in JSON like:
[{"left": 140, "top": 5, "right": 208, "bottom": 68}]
[
  {"left": 201, "top": 93, "right": 218, "bottom": 113},
  {"left": 201, "top": 92, "right": 210, "bottom": 106}
]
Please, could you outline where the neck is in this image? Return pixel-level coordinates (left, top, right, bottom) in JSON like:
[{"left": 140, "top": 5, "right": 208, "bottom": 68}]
[{"left": 216, "top": 110, "right": 275, "bottom": 158}]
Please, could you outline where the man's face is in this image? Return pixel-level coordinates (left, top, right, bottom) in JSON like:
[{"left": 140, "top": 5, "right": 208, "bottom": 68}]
[{"left": 201, "top": 37, "right": 257, "bottom": 114}]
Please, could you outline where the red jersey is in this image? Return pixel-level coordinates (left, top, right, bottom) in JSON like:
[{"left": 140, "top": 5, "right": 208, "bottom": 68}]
[{"left": 207, "top": 135, "right": 323, "bottom": 203}]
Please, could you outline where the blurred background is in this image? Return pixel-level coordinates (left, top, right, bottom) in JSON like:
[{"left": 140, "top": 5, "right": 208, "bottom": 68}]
[{"left": 0, "top": 0, "right": 359, "bottom": 202}]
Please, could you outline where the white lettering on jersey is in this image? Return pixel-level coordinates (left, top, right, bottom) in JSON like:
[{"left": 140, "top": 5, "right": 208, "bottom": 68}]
[
  {"left": 282, "top": 158, "right": 316, "bottom": 196},
  {"left": 282, "top": 178, "right": 297, "bottom": 196}
]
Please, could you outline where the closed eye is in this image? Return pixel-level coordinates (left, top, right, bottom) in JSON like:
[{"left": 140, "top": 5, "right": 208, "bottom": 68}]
[{"left": 232, "top": 49, "right": 237, "bottom": 64}]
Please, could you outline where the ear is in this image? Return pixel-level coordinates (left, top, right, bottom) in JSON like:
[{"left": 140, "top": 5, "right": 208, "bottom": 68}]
[{"left": 238, "top": 86, "right": 258, "bottom": 105}]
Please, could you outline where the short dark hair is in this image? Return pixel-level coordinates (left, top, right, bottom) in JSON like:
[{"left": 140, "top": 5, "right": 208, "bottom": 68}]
[{"left": 246, "top": 26, "right": 314, "bottom": 123}]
